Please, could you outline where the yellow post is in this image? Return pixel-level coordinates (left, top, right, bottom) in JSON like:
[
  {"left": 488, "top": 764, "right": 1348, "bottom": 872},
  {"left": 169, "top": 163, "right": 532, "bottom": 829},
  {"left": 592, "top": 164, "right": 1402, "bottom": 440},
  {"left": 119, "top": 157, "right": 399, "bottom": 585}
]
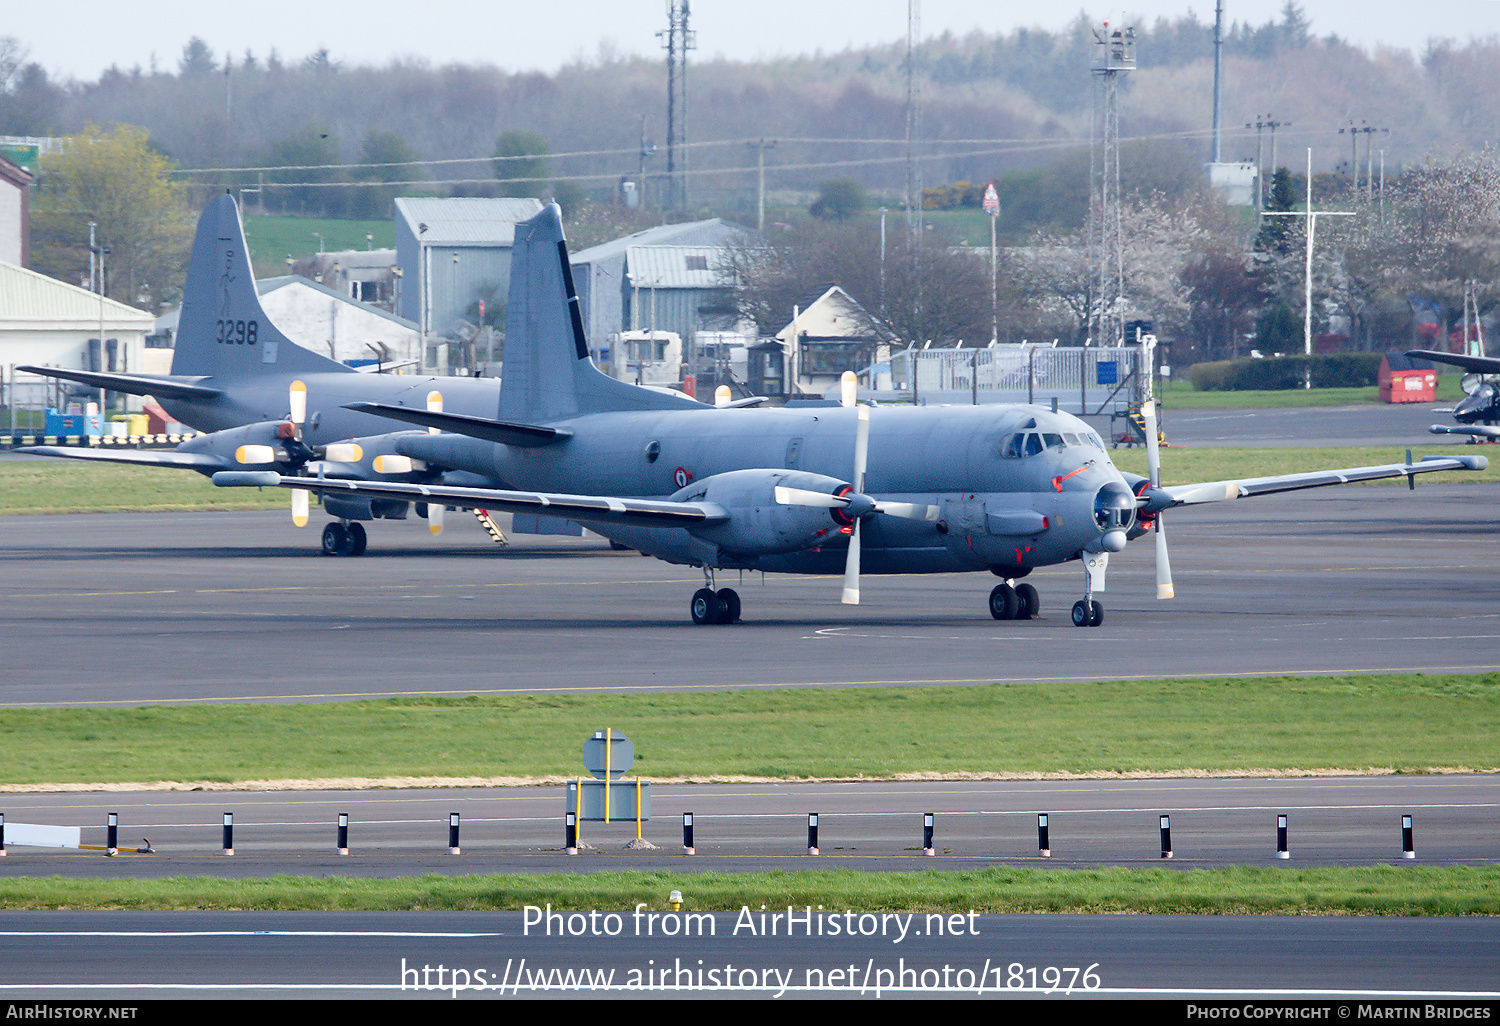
[
  {"left": 636, "top": 777, "right": 643, "bottom": 840},
  {"left": 605, "top": 728, "right": 612, "bottom": 823}
]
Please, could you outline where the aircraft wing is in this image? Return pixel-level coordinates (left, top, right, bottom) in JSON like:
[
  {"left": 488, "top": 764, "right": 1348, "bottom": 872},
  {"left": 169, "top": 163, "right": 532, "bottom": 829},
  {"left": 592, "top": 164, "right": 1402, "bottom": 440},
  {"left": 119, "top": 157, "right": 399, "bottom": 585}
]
[
  {"left": 211, "top": 472, "right": 729, "bottom": 530},
  {"left": 16, "top": 446, "right": 229, "bottom": 471},
  {"left": 342, "top": 402, "right": 572, "bottom": 448},
  {"left": 15, "top": 365, "right": 221, "bottom": 402},
  {"left": 1162, "top": 454, "right": 1488, "bottom": 507},
  {"left": 1404, "top": 350, "right": 1500, "bottom": 375}
]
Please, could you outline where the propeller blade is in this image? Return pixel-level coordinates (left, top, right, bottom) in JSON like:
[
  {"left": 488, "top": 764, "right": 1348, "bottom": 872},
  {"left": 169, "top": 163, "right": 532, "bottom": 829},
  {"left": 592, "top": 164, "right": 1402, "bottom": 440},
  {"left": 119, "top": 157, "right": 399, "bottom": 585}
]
[
  {"left": 291, "top": 487, "right": 309, "bottom": 528},
  {"left": 1155, "top": 515, "right": 1175, "bottom": 600},
  {"left": 235, "top": 444, "right": 275, "bottom": 464},
  {"left": 1141, "top": 399, "right": 1175, "bottom": 600},
  {"left": 840, "top": 370, "right": 857, "bottom": 408},
  {"left": 872, "top": 500, "right": 940, "bottom": 521},
  {"left": 841, "top": 519, "right": 861, "bottom": 604},
  {"left": 774, "top": 485, "right": 847, "bottom": 508},
  {"left": 289, "top": 381, "right": 307, "bottom": 425},
  {"left": 840, "top": 404, "right": 872, "bottom": 605},
  {"left": 427, "top": 390, "right": 443, "bottom": 434},
  {"left": 852, "top": 405, "right": 869, "bottom": 491},
  {"left": 323, "top": 443, "right": 363, "bottom": 463},
  {"left": 429, "top": 501, "right": 444, "bottom": 536},
  {"left": 374, "top": 454, "right": 418, "bottom": 475}
]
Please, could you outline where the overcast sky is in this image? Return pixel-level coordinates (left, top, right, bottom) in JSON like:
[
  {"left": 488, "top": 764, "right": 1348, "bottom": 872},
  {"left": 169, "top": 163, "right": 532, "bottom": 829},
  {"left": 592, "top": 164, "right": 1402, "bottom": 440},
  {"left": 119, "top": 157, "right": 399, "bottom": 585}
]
[{"left": 8, "top": 1, "right": 1499, "bottom": 83}]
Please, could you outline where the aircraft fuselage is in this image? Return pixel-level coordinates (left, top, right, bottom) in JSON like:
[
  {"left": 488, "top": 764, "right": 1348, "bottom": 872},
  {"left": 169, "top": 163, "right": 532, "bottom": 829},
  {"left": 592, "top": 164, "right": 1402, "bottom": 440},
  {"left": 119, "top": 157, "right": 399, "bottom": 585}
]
[{"left": 406, "top": 401, "right": 1131, "bottom": 576}]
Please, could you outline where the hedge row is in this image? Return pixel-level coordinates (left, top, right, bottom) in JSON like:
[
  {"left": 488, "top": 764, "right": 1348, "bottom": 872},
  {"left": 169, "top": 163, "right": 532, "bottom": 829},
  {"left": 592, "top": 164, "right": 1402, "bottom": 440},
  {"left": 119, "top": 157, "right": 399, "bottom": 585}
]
[{"left": 1188, "top": 354, "right": 1383, "bottom": 391}]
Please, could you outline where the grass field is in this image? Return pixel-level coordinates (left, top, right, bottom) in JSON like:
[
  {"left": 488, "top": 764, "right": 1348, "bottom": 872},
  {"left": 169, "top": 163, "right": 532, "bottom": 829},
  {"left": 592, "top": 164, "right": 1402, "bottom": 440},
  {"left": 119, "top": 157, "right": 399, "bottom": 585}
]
[
  {"left": 1, "top": 866, "right": 1494, "bottom": 915},
  {"left": 2, "top": 676, "right": 1494, "bottom": 788},
  {"left": 241, "top": 215, "right": 395, "bottom": 268}
]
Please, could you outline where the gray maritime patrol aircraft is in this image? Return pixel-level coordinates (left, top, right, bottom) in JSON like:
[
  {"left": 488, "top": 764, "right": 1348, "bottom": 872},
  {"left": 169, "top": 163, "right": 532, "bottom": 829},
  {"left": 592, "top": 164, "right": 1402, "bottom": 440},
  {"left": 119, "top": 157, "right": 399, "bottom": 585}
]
[
  {"left": 203, "top": 203, "right": 1487, "bottom": 627},
  {"left": 20, "top": 194, "right": 525, "bottom": 555}
]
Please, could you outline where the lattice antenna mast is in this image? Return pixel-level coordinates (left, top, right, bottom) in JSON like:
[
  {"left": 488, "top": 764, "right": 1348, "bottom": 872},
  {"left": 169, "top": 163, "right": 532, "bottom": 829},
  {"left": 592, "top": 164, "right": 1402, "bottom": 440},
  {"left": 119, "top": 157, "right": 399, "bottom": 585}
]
[
  {"left": 1092, "top": 22, "right": 1134, "bottom": 348},
  {"left": 658, "top": 1, "right": 696, "bottom": 211},
  {"left": 905, "top": 0, "right": 923, "bottom": 240}
]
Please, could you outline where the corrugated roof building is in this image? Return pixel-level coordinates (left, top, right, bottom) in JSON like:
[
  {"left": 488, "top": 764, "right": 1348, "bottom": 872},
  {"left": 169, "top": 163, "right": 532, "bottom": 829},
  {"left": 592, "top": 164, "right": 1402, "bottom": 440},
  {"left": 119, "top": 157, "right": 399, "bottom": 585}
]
[
  {"left": 570, "top": 218, "right": 745, "bottom": 349},
  {"left": 393, "top": 197, "right": 543, "bottom": 359},
  {"left": 1, "top": 260, "right": 154, "bottom": 409}
]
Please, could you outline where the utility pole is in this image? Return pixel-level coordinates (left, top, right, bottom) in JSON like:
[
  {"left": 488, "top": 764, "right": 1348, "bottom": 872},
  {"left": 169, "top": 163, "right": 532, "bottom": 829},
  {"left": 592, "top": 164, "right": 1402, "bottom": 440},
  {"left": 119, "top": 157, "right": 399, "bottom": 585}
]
[
  {"left": 658, "top": 1, "right": 695, "bottom": 212},
  {"left": 746, "top": 139, "right": 775, "bottom": 231},
  {"left": 1246, "top": 115, "right": 1290, "bottom": 214}
]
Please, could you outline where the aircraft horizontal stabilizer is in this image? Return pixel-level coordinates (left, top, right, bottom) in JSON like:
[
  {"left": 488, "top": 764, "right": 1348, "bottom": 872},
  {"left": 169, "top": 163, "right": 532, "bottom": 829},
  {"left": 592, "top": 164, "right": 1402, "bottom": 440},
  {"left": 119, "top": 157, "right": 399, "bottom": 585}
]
[
  {"left": 212, "top": 472, "right": 728, "bottom": 530},
  {"left": 341, "top": 402, "right": 572, "bottom": 448},
  {"left": 17, "top": 446, "right": 229, "bottom": 471},
  {"left": 1164, "top": 454, "right": 1488, "bottom": 506},
  {"left": 1429, "top": 424, "right": 1500, "bottom": 439},
  {"left": 16, "top": 365, "right": 221, "bottom": 403}
]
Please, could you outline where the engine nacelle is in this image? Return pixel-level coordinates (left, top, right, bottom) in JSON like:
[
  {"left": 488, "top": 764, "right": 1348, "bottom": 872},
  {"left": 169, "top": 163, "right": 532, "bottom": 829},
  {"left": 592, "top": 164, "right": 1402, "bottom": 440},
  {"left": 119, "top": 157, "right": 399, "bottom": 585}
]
[
  {"left": 676, "top": 469, "right": 854, "bottom": 557},
  {"left": 177, "top": 420, "right": 298, "bottom": 467}
]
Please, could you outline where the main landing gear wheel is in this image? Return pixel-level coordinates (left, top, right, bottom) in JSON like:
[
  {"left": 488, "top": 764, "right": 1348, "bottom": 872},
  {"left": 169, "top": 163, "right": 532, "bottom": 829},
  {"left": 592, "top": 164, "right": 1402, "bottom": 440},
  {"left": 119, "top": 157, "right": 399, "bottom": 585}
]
[
  {"left": 989, "top": 583, "right": 1018, "bottom": 620},
  {"left": 990, "top": 582, "right": 1040, "bottom": 621},
  {"left": 321, "top": 521, "right": 366, "bottom": 557},
  {"left": 1071, "top": 599, "right": 1104, "bottom": 627},
  {"left": 1015, "top": 583, "right": 1039, "bottom": 620},
  {"left": 717, "top": 588, "right": 741, "bottom": 624},
  {"left": 321, "top": 522, "right": 348, "bottom": 556},
  {"left": 691, "top": 587, "right": 742, "bottom": 625}
]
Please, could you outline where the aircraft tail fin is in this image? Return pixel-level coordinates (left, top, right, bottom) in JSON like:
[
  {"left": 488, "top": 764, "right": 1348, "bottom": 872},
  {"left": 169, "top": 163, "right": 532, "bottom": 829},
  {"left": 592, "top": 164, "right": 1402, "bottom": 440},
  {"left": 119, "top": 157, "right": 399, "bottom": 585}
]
[
  {"left": 170, "top": 194, "right": 351, "bottom": 380},
  {"left": 498, "top": 203, "right": 699, "bottom": 423}
]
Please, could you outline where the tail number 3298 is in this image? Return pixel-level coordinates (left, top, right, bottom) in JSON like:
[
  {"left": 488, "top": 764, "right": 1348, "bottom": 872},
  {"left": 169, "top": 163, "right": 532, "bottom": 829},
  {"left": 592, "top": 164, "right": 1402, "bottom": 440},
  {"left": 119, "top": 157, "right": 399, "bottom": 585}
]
[{"left": 216, "top": 319, "right": 258, "bottom": 344}]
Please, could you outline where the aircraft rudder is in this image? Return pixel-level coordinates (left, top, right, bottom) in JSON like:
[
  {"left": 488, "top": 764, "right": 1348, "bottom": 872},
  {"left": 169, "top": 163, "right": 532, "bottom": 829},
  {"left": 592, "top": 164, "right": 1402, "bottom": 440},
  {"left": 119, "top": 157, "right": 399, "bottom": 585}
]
[{"left": 171, "top": 195, "right": 342, "bottom": 380}]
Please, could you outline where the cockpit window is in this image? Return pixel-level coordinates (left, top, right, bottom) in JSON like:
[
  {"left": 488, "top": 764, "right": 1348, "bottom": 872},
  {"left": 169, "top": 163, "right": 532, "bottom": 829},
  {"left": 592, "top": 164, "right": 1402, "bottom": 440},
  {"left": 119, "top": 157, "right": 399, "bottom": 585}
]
[{"left": 1001, "top": 429, "right": 1102, "bottom": 459}]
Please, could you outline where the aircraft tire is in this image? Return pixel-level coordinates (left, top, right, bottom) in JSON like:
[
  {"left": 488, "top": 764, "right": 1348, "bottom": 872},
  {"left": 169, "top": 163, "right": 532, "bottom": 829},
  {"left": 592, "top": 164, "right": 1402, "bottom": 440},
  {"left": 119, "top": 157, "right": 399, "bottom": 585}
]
[
  {"left": 717, "top": 588, "right": 741, "bottom": 624},
  {"left": 691, "top": 588, "right": 721, "bottom": 625},
  {"left": 1071, "top": 600, "right": 1091, "bottom": 628},
  {"left": 347, "top": 522, "right": 367, "bottom": 556},
  {"left": 1015, "top": 583, "right": 1039, "bottom": 620},
  {"left": 1089, "top": 600, "right": 1104, "bottom": 627},
  {"left": 988, "top": 583, "right": 1018, "bottom": 620},
  {"left": 321, "top": 523, "right": 349, "bottom": 557}
]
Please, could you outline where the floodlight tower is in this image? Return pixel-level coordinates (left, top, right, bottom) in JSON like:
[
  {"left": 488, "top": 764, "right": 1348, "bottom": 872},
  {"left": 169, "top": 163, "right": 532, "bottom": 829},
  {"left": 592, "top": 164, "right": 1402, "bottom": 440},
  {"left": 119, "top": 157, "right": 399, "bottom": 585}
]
[
  {"left": 906, "top": 0, "right": 923, "bottom": 240},
  {"left": 1092, "top": 22, "right": 1135, "bottom": 348},
  {"left": 658, "top": 1, "right": 696, "bottom": 211}
]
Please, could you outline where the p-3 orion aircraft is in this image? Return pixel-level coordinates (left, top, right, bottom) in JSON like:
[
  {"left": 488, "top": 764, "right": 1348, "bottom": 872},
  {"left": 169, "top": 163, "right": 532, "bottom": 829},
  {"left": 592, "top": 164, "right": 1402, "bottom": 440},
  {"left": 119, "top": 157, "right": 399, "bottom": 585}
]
[
  {"left": 20, "top": 195, "right": 526, "bottom": 555},
  {"left": 203, "top": 203, "right": 1486, "bottom": 626}
]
